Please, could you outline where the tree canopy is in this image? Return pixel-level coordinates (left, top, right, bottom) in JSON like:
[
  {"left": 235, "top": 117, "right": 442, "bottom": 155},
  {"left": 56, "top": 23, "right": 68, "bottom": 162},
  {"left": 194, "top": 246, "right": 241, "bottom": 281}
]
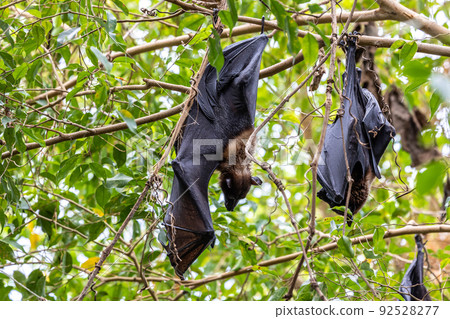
[{"left": 0, "top": 0, "right": 449, "bottom": 301}]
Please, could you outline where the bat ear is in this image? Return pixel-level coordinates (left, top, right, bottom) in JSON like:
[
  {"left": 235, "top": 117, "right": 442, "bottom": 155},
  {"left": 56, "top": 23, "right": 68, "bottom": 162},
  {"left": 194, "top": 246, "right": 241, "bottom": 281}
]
[
  {"left": 226, "top": 178, "right": 232, "bottom": 189},
  {"left": 251, "top": 176, "right": 262, "bottom": 186}
]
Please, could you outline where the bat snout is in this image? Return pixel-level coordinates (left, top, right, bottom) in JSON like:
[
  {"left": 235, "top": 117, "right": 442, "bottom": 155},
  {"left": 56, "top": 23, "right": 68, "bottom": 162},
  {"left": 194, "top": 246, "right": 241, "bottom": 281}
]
[{"left": 225, "top": 199, "right": 238, "bottom": 211}]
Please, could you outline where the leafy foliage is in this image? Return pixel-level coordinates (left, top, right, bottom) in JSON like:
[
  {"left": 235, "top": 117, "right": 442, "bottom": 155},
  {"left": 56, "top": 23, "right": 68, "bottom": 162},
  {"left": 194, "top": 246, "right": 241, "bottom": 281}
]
[{"left": 0, "top": 0, "right": 449, "bottom": 301}]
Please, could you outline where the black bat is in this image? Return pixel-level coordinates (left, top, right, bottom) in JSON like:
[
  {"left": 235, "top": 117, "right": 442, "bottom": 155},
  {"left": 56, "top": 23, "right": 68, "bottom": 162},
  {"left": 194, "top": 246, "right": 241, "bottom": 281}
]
[
  {"left": 162, "top": 34, "right": 268, "bottom": 279},
  {"left": 317, "top": 36, "right": 396, "bottom": 226},
  {"left": 399, "top": 234, "right": 431, "bottom": 301}
]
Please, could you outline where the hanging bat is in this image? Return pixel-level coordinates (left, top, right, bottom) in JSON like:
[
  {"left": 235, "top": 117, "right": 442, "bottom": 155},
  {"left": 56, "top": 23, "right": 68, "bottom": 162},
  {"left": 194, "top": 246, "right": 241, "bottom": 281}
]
[
  {"left": 317, "top": 36, "right": 396, "bottom": 226},
  {"left": 162, "top": 34, "right": 268, "bottom": 279},
  {"left": 399, "top": 234, "right": 431, "bottom": 301}
]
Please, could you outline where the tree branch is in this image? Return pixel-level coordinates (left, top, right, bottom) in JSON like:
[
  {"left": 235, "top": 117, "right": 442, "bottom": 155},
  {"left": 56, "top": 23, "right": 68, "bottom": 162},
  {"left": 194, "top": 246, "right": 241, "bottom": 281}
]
[
  {"left": 376, "top": 0, "right": 450, "bottom": 45},
  {"left": 179, "top": 224, "right": 450, "bottom": 289},
  {"left": 2, "top": 104, "right": 184, "bottom": 159},
  {"left": 25, "top": 12, "right": 450, "bottom": 105}
]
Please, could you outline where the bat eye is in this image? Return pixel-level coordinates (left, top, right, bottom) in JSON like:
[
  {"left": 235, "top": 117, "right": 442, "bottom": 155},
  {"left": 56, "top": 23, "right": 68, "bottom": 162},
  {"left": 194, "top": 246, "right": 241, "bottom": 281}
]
[
  {"left": 251, "top": 176, "right": 262, "bottom": 186},
  {"left": 226, "top": 178, "right": 232, "bottom": 189}
]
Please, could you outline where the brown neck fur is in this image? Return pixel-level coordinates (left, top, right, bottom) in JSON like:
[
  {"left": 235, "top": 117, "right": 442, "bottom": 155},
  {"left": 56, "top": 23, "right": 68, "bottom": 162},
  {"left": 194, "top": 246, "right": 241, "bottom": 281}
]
[
  {"left": 218, "top": 127, "right": 255, "bottom": 181},
  {"left": 349, "top": 166, "right": 376, "bottom": 213}
]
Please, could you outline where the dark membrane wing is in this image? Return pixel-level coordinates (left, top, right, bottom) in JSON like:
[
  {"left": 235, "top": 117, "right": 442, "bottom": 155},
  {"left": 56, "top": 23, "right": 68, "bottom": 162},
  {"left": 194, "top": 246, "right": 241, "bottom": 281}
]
[
  {"left": 399, "top": 235, "right": 431, "bottom": 301},
  {"left": 197, "top": 34, "right": 268, "bottom": 122},
  {"left": 163, "top": 143, "right": 218, "bottom": 278},
  {"left": 163, "top": 227, "right": 215, "bottom": 279},
  {"left": 361, "top": 89, "right": 396, "bottom": 179}
]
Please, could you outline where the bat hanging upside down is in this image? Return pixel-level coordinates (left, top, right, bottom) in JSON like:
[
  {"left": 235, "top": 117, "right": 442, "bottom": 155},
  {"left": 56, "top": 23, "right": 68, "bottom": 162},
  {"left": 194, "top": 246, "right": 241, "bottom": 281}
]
[
  {"left": 162, "top": 34, "right": 268, "bottom": 279},
  {"left": 317, "top": 35, "right": 396, "bottom": 226}
]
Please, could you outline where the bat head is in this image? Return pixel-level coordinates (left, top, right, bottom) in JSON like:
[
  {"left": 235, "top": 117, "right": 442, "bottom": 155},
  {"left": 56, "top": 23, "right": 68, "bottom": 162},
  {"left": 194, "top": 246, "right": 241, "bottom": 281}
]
[{"left": 220, "top": 170, "right": 262, "bottom": 211}]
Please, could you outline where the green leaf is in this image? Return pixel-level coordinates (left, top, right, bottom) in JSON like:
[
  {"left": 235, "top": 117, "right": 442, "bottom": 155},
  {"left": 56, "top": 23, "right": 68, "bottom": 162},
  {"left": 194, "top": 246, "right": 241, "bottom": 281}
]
[
  {"left": 301, "top": 32, "right": 319, "bottom": 66},
  {"left": 118, "top": 109, "right": 137, "bottom": 133},
  {"left": 0, "top": 19, "right": 14, "bottom": 48},
  {"left": 31, "top": 25, "right": 46, "bottom": 49},
  {"left": 0, "top": 51, "right": 16, "bottom": 69},
  {"left": 269, "top": 0, "right": 287, "bottom": 30},
  {"left": 57, "top": 155, "right": 80, "bottom": 182},
  {"left": 441, "top": 258, "right": 450, "bottom": 270},
  {"left": 227, "top": 0, "right": 238, "bottom": 26},
  {"left": 0, "top": 238, "right": 25, "bottom": 253},
  {"left": 208, "top": 29, "right": 224, "bottom": 78},
  {"left": 219, "top": 0, "right": 238, "bottom": 32},
  {"left": 105, "top": 11, "right": 117, "bottom": 34},
  {"left": 21, "top": 127, "right": 45, "bottom": 147},
  {"left": 95, "top": 184, "right": 111, "bottom": 208},
  {"left": 86, "top": 46, "right": 98, "bottom": 67},
  {"left": 3, "top": 127, "right": 15, "bottom": 151},
  {"left": 337, "top": 235, "right": 355, "bottom": 258},
  {"left": 13, "top": 271, "right": 28, "bottom": 297},
  {"left": 190, "top": 25, "right": 214, "bottom": 45},
  {"left": 285, "top": 17, "right": 300, "bottom": 56},
  {"left": 218, "top": 11, "right": 234, "bottom": 32},
  {"left": 69, "top": 165, "right": 84, "bottom": 186},
  {"left": 18, "top": 197, "right": 30, "bottom": 210},
  {"left": 239, "top": 241, "right": 257, "bottom": 265},
  {"left": 405, "top": 78, "right": 428, "bottom": 94},
  {"left": 37, "top": 202, "right": 56, "bottom": 239},
  {"left": 399, "top": 41, "right": 417, "bottom": 63},
  {"left": 89, "top": 162, "right": 107, "bottom": 180},
  {"left": 308, "top": 3, "right": 323, "bottom": 13},
  {"left": 113, "top": 144, "right": 127, "bottom": 167},
  {"left": 26, "top": 269, "right": 45, "bottom": 298},
  {"left": 94, "top": 84, "right": 108, "bottom": 107},
  {"left": 12, "top": 63, "right": 29, "bottom": 82},
  {"left": 62, "top": 251, "right": 72, "bottom": 274},
  {"left": 0, "top": 241, "right": 15, "bottom": 262},
  {"left": 112, "top": 0, "right": 129, "bottom": 15},
  {"left": 2, "top": 117, "right": 13, "bottom": 127},
  {"left": 88, "top": 222, "right": 106, "bottom": 242},
  {"left": 307, "top": 22, "right": 330, "bottom": 47},
  {"left": 90, "top": 47, "right": 113, "bottom": 73},
  {"left": 429, "top": 91, "right": 443, "bottom": 119},
  {"left": 373, "top": 227, "right": 386, "bottom": 253},
  {"left": 65, "top": 79, "right": 87, "bottom": 102},
  {"left": 363, "top": 248, "right": 382, "bottom": 259},
  {"left": 403, "top": 60, "right": 431, "bottom": 79},
  {"left": 56, "top": 27, "right": 81, "bottom": 46},
  {"left": 390, "top": 39, "right": 405, "bottom": 51},
  {"left": 269, "top": 287, "right": 288, "bottom": 301},
  {"left": 296, "top": 283, "right": 314, "bottom": 301},
  {"left": 178, "top": 14, "right": 205, "bottom": 34},
  {"left": 158, "top": 229, "right": 167, "bottom": 245},
  {"left": 416, "top": 161, "right": 447, "bottom": 195},
  {"left": 256, "top": 239, "right": 269, "bottom": 254},
  {"left": 15, "top": 130, "right": 27, "bottom": 153},
  {"left": 105, "top": 173, "right": 133, "bottom": 188}
]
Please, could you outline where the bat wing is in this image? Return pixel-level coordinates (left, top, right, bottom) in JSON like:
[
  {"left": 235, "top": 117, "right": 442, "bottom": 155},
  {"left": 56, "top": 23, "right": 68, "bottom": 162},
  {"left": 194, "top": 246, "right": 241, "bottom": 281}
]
[
  {"left": 399, "top": 235, "right": 431, "bottom": 301},
  {"left": 317, "top": 38, "right": 369, "bottom": 208},
  {"left": 197, "top": 34, "right": 268, "bottom": 123},
  {"left": 361, "top": 89, "right": 396, "bottom": 178},
  {"left": 163, "top": 104, "right": 220, "bottom": 279}
]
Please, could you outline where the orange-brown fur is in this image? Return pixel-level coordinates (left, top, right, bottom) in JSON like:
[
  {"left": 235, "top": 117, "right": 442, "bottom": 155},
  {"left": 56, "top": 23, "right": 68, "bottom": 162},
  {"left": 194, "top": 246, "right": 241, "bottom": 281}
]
[
  {"left": 349, "top": 166, "right": 376, "bottom": 213},
  {"left": 217, "top": 127, "right": 257, "bottom": 210},
  {"left": 218, "top": 127, "right": 255, "bottom": 181}
]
